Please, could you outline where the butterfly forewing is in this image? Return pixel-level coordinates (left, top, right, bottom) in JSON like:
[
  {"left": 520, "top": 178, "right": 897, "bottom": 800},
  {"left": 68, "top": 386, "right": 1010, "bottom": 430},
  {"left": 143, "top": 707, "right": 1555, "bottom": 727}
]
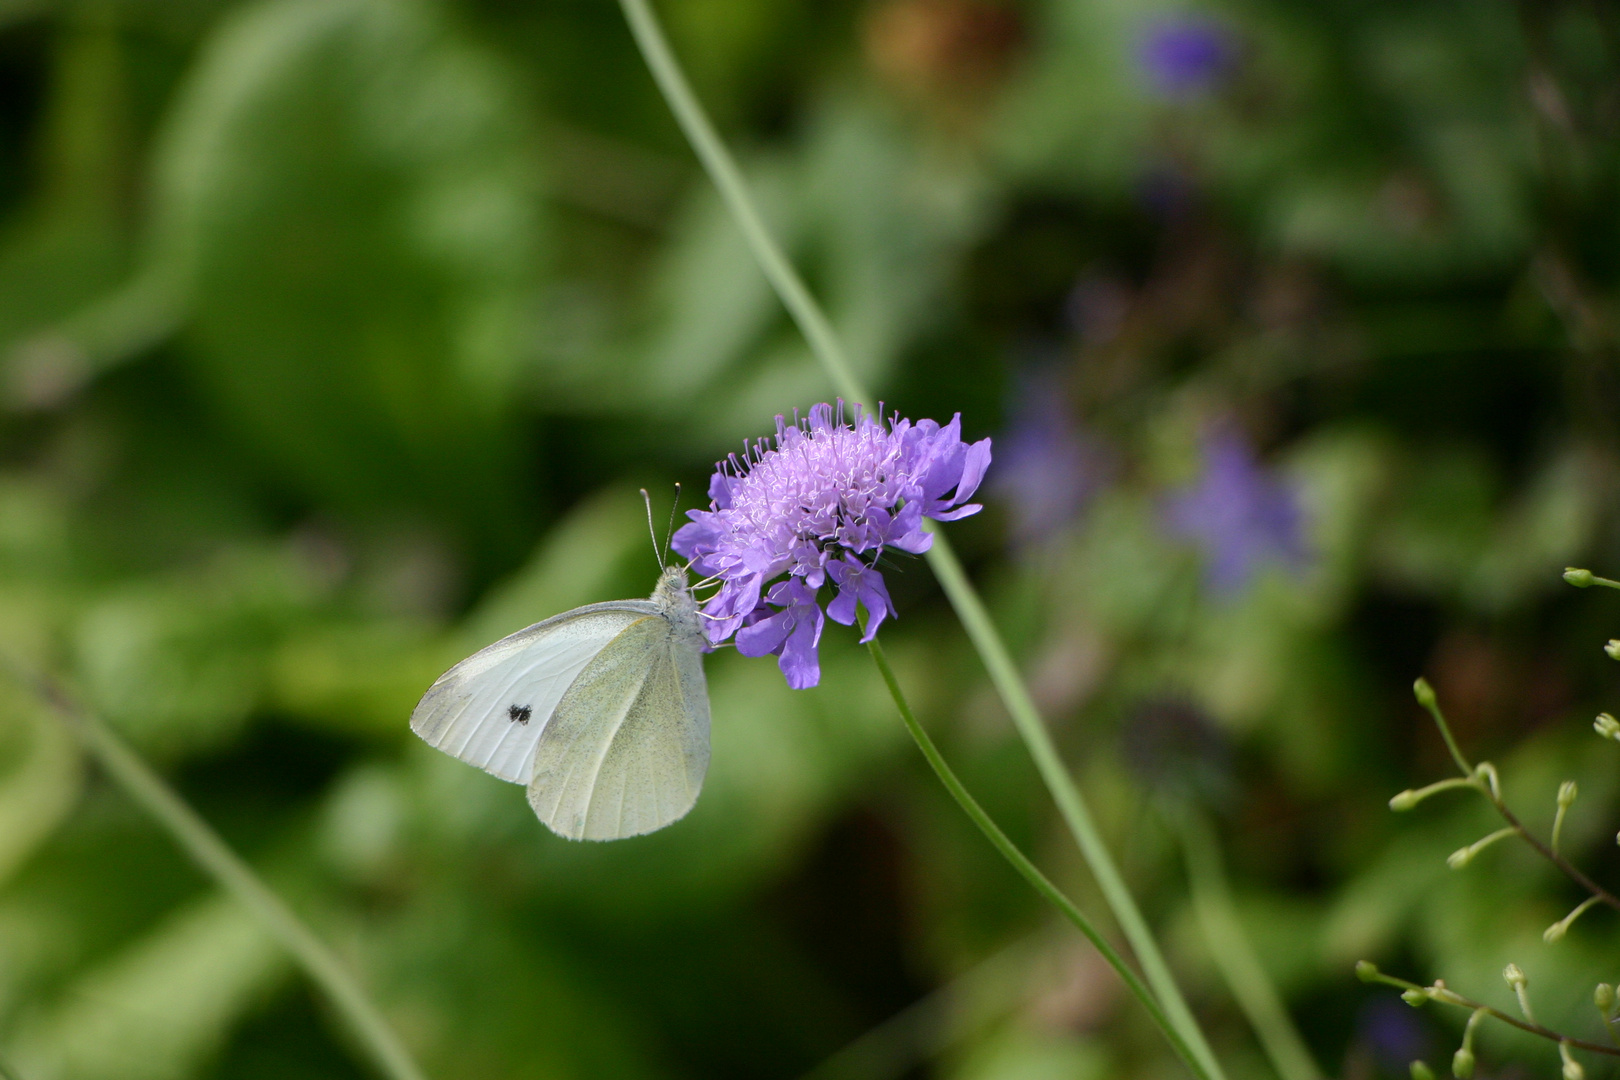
[
  {"left": 526, "top": 613, "right": 711, "bottom": 840},
  {"left": 409, "top": 603, "right": 656, "bottom": 784}
]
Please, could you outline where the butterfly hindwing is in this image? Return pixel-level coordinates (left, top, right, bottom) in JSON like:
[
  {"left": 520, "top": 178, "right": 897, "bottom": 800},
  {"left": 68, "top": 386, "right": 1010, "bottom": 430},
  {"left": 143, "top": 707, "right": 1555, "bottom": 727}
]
[
  {"left": 526, "top": 613, "right": 711, "bottom": 840},
  {"left": 409, "top": 603, "right": 657, "bottom": 784}
]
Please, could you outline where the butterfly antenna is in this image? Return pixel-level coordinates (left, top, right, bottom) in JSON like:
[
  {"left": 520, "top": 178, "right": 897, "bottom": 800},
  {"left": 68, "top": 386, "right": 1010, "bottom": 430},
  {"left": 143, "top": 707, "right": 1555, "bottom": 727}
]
[
  {"left": 640, "top": 488, "right": 665, "bottom": 570},
  {"left": 663, "top": 483, "right": 681, "bottom": 566}
]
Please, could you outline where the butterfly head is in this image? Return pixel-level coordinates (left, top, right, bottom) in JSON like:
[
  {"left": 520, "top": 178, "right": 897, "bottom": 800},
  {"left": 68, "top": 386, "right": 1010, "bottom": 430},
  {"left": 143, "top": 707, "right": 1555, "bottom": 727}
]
[{"left": 651, "top": 564, "right": 703, "bottom": 639}]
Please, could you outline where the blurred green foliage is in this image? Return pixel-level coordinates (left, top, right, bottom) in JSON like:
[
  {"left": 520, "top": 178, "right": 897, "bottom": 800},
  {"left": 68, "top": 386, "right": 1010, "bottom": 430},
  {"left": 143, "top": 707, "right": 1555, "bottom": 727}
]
[{"left": 1, "top": 0, "right": 1620, "bottom": 1077}]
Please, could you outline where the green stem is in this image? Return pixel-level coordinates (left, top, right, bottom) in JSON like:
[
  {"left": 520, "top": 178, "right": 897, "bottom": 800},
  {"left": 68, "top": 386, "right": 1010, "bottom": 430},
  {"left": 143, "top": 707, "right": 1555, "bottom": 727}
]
[
  {"left": 612, "top": 3, "right": 1225, "bottom": 1075},
  {"left": 1179, "top": 812, "right": 1324, "bottom": 1080},
  {"left": 7, "top": 664, "right": 426, "bottom": 1080},
  {"left": 864, "top": 636, "right": 1211, "bottom": 1080},
  {"left": 923, "top": 531, "right": 1224, "bottom": 1080},
  {"left": 1357, "top": 965, "right": 1620, "bottom": 1058},
  {"left": 1413, "top": 679, "right": 1473, "bottom": 778},
  {"left": 615, "top": 0, "right": 865, "bottom": 409}
]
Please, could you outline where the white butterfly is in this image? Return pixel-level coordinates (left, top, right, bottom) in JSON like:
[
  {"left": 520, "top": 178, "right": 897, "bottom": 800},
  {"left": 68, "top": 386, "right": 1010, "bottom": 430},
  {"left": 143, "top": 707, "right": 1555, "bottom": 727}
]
[{"left": 410, "top": 565, "right": 711, "bottom": 841}]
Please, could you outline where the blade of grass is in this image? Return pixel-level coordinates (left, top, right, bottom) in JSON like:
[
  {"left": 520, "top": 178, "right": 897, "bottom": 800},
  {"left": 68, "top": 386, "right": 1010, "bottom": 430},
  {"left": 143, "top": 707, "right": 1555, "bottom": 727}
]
[
  {"left": 3, "top": 662, "right": 427, "bottom": 1080},
  {"left": 613, "top": 3, "right": 1225, "bottom": 1077},
  {"left": 1178, "top": 811, "right": 1324, "bottom": 1080}
]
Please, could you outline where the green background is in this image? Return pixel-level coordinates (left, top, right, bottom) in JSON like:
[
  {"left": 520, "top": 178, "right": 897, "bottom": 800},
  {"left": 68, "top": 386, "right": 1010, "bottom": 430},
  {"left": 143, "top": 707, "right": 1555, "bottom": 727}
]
[{"left": 1, "top": 0, "right": 1619, "bottom": 1077}]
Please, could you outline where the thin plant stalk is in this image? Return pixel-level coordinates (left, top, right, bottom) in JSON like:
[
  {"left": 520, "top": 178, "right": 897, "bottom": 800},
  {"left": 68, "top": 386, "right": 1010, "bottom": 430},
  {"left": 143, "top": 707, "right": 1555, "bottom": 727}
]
[
  {"left": 1358, "top": 964, "right": 1620, "bottom": 1058},
  {"left": 7, "top": 664, "right": 426, "bottom": 1080},
  {"left": 864, "top": 636, "right": 1211, "bottom": 1080},
  {"left": 1413, "top": 680, "right": 1620, "bottom": 912},
  {"left": 1179, "top": 812, "right": 1324, "bottom": 1080},
  {"left": 612, "top": 3, "right": 1224, "bottom": 1076},
  {"left": 923, "top": 528, "right": 1222, "bottom": 1080},
  {"left": 798, "top": 933, "right": 1043, "bottom": 1080}
]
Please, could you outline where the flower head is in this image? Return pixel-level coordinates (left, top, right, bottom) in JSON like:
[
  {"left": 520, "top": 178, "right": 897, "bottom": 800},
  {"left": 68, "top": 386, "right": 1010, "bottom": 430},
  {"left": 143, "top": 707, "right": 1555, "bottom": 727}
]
[
  {"left": 673, "top": 402, "right": 991, "bottom": 688},
  {"left": 1138, "top": 15, "right": 1237, "bottom": 97},
  {"left": 994, "top": 370, "right": 1109, "bottom": 546},
  {"left": 1163, "top": 428, "right": 1305, "bottom": 593}
]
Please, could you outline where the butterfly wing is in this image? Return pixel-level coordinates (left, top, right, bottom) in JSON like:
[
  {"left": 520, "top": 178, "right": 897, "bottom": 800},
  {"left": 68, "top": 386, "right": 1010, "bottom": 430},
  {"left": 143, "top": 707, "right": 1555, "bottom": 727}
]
[
  {"left": 410, "top": 601, "right": 660, "bottom": 784},
  {"left": 526, "top": 614, "right": 710, "bottom": 841}
]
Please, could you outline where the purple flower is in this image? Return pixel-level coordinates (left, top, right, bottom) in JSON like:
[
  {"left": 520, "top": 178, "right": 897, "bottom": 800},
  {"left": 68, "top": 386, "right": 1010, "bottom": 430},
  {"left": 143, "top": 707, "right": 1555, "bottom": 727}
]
[
  {"left": 1163, "top": 429, "right": 1305, "bottom": 593},
  {"left": 994, "top": 372, "right": 1109, "bottom": 545},
  {"left": 1356, "top": 998, "right": 1430, "bottom": 1072},
  {"left": 674, "top": 402, "right": 991, "bottom": 688},
  {"left": 1139, "top": 15, "right": 1237, "bottom": 97}
]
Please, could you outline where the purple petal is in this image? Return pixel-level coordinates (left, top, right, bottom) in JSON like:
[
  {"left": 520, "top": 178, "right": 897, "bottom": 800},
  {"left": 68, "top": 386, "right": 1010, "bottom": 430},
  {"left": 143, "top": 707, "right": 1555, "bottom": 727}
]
[
  {"left": 671, "top": 516, "right": 717, "bottom": 562},
  {"left": 951, "top": 438, "right": 993, "bottom": 505},
  {"left": 827, "top": 582, "right": 859, "bottom": 625},
  {"left": 708, "top": 470, "right": 735, "bottom": 510},
  {"left": 778, "top": 611, "right": 823, "bottom": 688},
  {"left": 854, "top": 569, "right": 893, "bottom": 642},
  {"left": 889, "top": 528, "right": 933, "bottom": 554},
  {"left": 736, "top": 609, "right": 792, "bottom": 657}
]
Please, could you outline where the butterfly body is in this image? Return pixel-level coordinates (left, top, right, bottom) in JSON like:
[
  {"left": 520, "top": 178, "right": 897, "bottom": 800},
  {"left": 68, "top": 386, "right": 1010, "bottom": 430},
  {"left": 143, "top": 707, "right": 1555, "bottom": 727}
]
[{"left": 411, "top": 565, "right": 710, "bottom": 840}]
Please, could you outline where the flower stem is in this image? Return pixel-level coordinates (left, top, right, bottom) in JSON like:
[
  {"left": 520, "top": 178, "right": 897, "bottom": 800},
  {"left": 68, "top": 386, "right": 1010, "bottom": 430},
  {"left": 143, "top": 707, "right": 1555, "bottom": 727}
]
[
  {"left": 922, "top": 531, "right": 1225, "bottom": 1079},
  {"left": 1413, "top": 678, "right": 1473, "bottom": 778},
  {"left": 1178, "top": 811, "right": 1324, "bottom": 1080},
  {"left": 5, "top": 663, "right": 426, "bottom": 1080},
  {"left": 612, "top": 3, "right": 1226, "bottom": 1074},
  {"left": 615, "top": 0, "right": 866, "bottom": 409},
  {"left": 863, "top": 636, "right": 1212, "bottom": 1080}
]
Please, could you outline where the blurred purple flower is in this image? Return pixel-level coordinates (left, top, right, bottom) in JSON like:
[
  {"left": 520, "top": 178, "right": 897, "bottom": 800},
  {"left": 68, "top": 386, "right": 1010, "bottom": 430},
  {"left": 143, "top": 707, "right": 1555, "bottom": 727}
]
[
  {"left": 1136, "top": 164, "right": 1197, "bottom": 221},
  {"left": 674, "top": 402, "right": 991, "bottom": 688},
  {"left": 995, "top": 377, "right": 1107, "bottom": 545},
  {"left": 1357, "top": 998, "right": 1430, "bottom": 1071},
  {"left": 1139, "top": 14, "right": 1237, "bottom": 97},
  {"left": 1163, "top": 429, "right": 1305, "bottom": 593}
]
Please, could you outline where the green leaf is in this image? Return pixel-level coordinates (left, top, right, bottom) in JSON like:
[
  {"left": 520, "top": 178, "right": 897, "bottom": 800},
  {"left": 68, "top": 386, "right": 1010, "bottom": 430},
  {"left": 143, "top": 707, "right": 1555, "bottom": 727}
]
[
  {"left": 10, "top": 894, "right": 290, "bottom": 1080},
  {"left": 74, "top": 546, "right": 332, "bottom": 756},
  {"left": 148, "top": 0, "right": 545, "bottom": 532}
]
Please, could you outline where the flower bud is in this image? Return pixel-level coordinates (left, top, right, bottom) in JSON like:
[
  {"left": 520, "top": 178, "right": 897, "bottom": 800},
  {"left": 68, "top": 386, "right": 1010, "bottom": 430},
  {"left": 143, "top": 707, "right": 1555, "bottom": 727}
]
[
  {"left": 1595, "top": 983, "right": 1614, "bottom": 1014},
  {"left": 1451, "top": 1048, "right": 1475, "bottom": 1079},
  {"left": 1606, "top": 640, "right": 1620, "bottom": 661},
  {"left": 1558, "top": 780, "right": 1579, "bottom": 808},
  {"left": 1562, "top": 1054, "right": 1585, "bottom": 1080},
  {"left": 1566, "top": 568, "right": 1595, "bottom": 587},
  {"left": 1389, "top": 789, "right": 1419, "bottom": 811},
  {"left": 1410, "top": 1061, "right": 1436, "bottom": 1080},
  {"left": 1447, "top": 846, "right": 1474, "bottom": 869},
  {"left": 1402, "top": 988, "right": 1428, "bottom": 1007},
  {"left": 1355, "top": 960, "right": 1379, "bottom": 983},
  {"left": 1413, "top": 677, "right": 1437, "bottom": 709},
  {"left": 1504, "top": 963, "right": 1527, "bottom": 990},
  {"left": 1596, "top": 713, "right": 1620, "bottom": 740}
]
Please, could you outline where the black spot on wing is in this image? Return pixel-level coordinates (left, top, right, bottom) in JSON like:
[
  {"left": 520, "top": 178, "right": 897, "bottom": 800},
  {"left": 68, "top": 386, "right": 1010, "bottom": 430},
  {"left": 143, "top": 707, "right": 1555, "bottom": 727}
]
[{"left": 509, "top": 704, "right": 531, "bottom": 725}]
